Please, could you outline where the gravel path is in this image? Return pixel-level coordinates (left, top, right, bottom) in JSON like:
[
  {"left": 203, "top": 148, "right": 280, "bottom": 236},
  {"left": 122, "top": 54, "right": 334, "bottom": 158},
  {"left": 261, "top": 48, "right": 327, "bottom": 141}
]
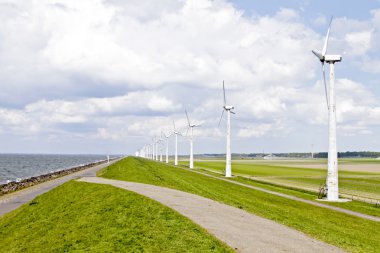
[
  {"left": 0, "top": 159, "right": 120, "bottom": 217},
  {"left": 79, "top": 177, "right": 345, "bottom": 253}
]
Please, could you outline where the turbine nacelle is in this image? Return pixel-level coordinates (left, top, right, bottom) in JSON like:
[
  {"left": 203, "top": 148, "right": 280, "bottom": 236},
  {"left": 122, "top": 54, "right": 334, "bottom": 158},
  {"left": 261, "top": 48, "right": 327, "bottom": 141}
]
[
  {"left": 324, "top": 54, "right": 342, "bottom": 63},
  {"left": 312, "top": 50, "right": 342, "bottom": 63},
  {"left": 185, "top": 109, "right": 200, "bottom": 129},
  {"left": 223, "top": 105, "right": 234, "bottom": 111}
]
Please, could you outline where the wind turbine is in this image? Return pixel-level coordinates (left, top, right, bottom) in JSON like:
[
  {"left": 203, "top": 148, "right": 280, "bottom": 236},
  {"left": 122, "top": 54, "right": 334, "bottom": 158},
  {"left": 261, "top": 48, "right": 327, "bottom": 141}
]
[
  {"left": 158, "top": 137, "right": 163, "bottom": 162},
  {"left": 152, "top": 137, "right": 156, "bottom": 160},
  {"left": 312, "top": 17, "right": 342, "bottom": 201},
  {"left": 155, "top": 137, "right": 159, "bottom": 161},
  {"left": 218, "top": 81, "right": 235, "bottom": 177},
  {"left": 172, "top": 120, "right": 182, "bottom": 166},
  {"left": 185, "top": 109, "right": 200, "bottom": 169},
  {"left": 162, "top": 130, "right": 171, "bottom": 164}
]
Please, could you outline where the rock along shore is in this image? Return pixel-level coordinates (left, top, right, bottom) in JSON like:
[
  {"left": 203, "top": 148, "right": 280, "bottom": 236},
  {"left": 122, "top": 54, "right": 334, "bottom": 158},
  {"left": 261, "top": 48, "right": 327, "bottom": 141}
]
[{"left": 0, "top": 158, "right": 118, "bottom": 196}]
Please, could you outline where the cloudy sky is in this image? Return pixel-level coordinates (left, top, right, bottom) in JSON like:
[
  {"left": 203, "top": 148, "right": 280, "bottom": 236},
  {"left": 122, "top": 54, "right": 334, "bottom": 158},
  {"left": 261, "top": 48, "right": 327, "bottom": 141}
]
[{"left": 1, "top": 0, "right": 380, "bottom": 155}]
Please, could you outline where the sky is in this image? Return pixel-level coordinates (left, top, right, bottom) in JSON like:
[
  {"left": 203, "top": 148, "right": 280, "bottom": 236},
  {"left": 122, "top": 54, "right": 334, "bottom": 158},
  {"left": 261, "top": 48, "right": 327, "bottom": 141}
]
[{"left": 0, "top": 0, "right": 380, "bottom": 155}]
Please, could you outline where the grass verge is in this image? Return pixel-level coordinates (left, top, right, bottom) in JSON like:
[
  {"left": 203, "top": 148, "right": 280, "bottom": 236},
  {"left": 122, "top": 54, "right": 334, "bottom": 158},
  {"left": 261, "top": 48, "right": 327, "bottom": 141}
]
[
  {"left": 99, "top": 157, "right": 380, "bottom": 253},
  {"left": 190, "top": 162, "right": 380, "bottom": 218},
  {"left": 221, "top": 171, "right": 380, "bottom": 218},
  {"left": 0, "top": 181, "right": 233, "bottom": 253},
  {"left": 192, "top": 160, "right": 380, "bottom": 201}
]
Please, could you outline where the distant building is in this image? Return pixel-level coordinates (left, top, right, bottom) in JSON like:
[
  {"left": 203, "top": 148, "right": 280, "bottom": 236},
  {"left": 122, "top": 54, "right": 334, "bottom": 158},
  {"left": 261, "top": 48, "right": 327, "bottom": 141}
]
[{"left": 263, "top": 154, "right": 277, "bottom": 160}]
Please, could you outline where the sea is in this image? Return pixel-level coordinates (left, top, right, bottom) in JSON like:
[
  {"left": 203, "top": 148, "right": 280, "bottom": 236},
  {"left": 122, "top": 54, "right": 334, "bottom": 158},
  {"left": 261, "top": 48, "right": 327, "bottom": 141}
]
[{"left": 0, "top": 154, "right": 114, "bottom": 185}]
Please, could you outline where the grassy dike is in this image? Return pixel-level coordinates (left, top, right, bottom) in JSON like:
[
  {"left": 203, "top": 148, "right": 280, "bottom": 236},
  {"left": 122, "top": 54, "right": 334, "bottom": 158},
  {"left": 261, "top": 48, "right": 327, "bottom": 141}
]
[
  {"left": 98, "top": 157, "right": 380, "bottom": 253},
  {"left": 231, "top": 175, "right": 380, "bottom": 218},
  {"left": 189, "top": 160, "right": 380, "bottom": 218},
  {"left": 0, "top": 181, "right": 233, "bottom": 252},
  {"left": 192, "top": 160, "right": 380, "bottom": 199}
]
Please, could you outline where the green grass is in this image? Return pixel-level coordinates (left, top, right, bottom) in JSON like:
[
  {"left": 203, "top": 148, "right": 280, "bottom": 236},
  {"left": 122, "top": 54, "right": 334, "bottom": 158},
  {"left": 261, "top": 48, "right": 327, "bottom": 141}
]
[
  {"left": 192, "top": 160, "right": 380, "bottom": 200},
  {"left": 99, "top": 157, "right": 380, "bottom": 253},
  {"left": 0, "top": 181, "right": 233, "bottom": 253},
  {"left": 341, "top": 159, "right": 380, "bottom": 164},
  {"left": 189, "top": 160, "right": 380, "bottom": 218},
  {"left": 220, "top": 173, "right": 380, "bottom": 218}
]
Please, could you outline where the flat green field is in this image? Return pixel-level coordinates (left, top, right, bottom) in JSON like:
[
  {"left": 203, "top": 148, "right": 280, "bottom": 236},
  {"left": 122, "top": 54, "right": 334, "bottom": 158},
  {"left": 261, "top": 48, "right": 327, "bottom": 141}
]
[
  {"left": 0, "top": 181, "right": 232, "bottom": 253},
  {"left": 99, "top": 157, "right": 380, "bottom": 253},
  {"left": 191, "top": 159, "right": 380, "bottom": 201}
]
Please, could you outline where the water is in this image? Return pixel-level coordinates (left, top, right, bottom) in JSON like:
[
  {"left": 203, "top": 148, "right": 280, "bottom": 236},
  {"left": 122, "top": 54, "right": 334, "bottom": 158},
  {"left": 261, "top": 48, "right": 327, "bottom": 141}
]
[{"left": 0, "top": 154, "right": 113, "bottom": 184}]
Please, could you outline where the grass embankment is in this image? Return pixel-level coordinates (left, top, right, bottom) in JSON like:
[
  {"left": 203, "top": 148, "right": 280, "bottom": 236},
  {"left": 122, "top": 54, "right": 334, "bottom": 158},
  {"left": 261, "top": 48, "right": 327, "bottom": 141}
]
[
  {"left": 99, "top": 157, "right": 380, "bottom": 253},
  {"left": 224, "top": 173, "right": 380, "bottom": 218},
  {"left": 183, "top": 162, "right": 380, "bottom": 218},
  {"left": 0, "top": 181, "right": 233, "bottom": 253},
  {"left": 193, "top": 160, "right": 380, "bottom": 200}
]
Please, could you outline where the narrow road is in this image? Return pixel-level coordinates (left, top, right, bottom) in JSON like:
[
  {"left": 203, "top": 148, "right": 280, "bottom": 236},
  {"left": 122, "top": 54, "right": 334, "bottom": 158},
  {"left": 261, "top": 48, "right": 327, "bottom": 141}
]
[
  {"left": 0, "top": 159, "right": 120, "bottom": 217},
  {"left": 195, "top": 168, "right": 380, "bottom": 222},
  {"left": 79, "top": 177, "right": 345, "bottom": 253}
]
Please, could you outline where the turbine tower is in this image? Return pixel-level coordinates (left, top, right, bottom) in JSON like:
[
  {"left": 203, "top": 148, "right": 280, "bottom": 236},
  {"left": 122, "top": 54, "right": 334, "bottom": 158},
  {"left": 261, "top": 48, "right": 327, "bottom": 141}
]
[
  {"left": 185, "top": 109, "right": 200, "bottom": 169},
  {"left": 158, "top": 137, "right": 163, "bottom": 162},
  {"left": 162, "top": 131, "right": 171, "bottom": 163},
  {"left": 172, "top": 121, "right": 181, "bottom": 166},
  {"left": 155, "top": 137, "right": 159, "bottom": 161},
  {"left": 152, "top": 137, "right": 156, "bottom": 160},
  {"left": 218, "top": 81, "right": 235, "bottom": 177},
  {"left": 312, "top": 17, "right": 342, "bottom": 201}
]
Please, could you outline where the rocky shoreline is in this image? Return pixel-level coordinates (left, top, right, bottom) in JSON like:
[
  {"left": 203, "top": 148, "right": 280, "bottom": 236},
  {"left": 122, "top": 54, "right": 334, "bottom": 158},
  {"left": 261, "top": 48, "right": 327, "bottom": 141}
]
[{"left": 0, "top": 158, "right": 117, "bottom": 196}]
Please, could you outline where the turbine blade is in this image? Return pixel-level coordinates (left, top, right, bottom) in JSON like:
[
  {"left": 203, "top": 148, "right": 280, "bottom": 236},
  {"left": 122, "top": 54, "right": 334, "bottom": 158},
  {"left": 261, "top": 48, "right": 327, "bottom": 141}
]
[
  {"left": 185, "top": 109, "right": 190, "bottom": 126},
  {"left": 186, "top": 127, "right": 189, "bottom": 137},
  {"left": 322, "top": 63, "right": 329, "bottom": 109},
  {"left": 223, "top": 80, "right": 226, "bottom": 106},
  {"left": 230, "top": 111, "right": 236, "bottom": 114},
  {"left": 322, "top": 16, "right": 333, "bottom": 56},
  {"left": 218, "top": 109, "right": 225, "bottom": 127},
  {"left": 312, "top": 50, "right": 323, "bottom": 61}
]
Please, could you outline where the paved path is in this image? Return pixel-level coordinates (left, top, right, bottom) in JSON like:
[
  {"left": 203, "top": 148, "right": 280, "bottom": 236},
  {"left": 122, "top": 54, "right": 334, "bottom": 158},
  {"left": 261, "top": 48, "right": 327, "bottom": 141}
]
[
  {"left": 196, "top": 168, "right": 380, "bottom": 222},
  {"left": 79, "top": 177, "right": 345, "bottom": 253},
  {"left": 0, "top": 159, "right": 121, "bottom": 217}
]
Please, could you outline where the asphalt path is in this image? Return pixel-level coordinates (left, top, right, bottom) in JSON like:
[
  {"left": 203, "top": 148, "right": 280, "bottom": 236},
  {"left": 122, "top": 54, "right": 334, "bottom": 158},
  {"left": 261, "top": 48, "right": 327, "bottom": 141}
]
[
  {"left": 79, "top": 177, "right": 345, "bottom": 253},
  {"left": 0, "top": 159, "right": 120, "bottom": 217}
]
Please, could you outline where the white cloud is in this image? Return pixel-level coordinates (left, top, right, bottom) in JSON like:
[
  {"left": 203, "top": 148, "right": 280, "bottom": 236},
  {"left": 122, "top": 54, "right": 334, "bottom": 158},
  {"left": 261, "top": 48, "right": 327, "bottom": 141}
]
[
  {"left": 238, "top": 121, "right": 284, "bottom": 138},
  {"left": 345, "top": 30, "right": 372, "bottom": 55},
  {"left": 0, "top": 0, "right": 319, "bottom": 91},
  {"left": 313, "top": 14, "right": 327, "bottom": 26},
  {"left": 0, "top": 1, "right": 379, "bottom": 153}
]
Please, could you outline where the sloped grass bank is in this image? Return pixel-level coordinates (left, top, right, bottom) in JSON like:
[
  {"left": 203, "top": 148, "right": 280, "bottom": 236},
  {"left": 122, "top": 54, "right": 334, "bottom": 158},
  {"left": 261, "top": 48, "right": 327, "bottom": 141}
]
[
  {"left": 99, "top": 157, "right": 380, "bottom": 253},
  {"left": 194, "top": 160, "right": 380, "bottom": 201},
  {"left": 191, "top": 160, "right": 380, "bottom": 217},
  {"left": 0, "top": 181, "right": 232, "bottom": 253}
]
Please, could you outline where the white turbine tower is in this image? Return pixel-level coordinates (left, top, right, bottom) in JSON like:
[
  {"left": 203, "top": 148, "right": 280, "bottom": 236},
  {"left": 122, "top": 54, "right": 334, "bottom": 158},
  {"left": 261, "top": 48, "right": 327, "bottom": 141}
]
[
  {"left": 172, "top": 121, "right": 181, "bottom": 166},
  {"left": 312, "top": 17, "right": 342, "bottom": 201},
  {"left": 158, "top": 137, "right": 163, "bottom": 162},
  {"left": 162, "top": 131, "right": 171, "bottom": 164},
  {"left": 218, "top": 81, "right": 235, "bottom": 177},
  {"left": 185, "top": 109, "right": 200, "bottom": 169},
  {"left": 151, "top": 137, "right": 156, "bottom": 160},
  {"left": 155, "top": 137, "right": 159, "bottom": 161}
]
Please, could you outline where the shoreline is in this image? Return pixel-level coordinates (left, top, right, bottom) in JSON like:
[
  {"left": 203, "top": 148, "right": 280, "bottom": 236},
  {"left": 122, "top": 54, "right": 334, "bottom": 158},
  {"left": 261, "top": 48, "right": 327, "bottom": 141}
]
[{"left": 0, "top": 157, "right": 120, "bottom": 196}]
